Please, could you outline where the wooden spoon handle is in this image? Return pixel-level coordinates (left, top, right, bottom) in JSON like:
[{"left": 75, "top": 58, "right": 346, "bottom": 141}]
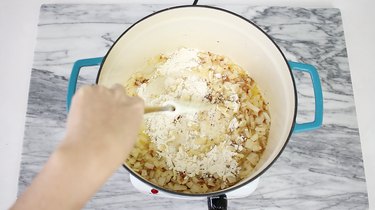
[{"left": 144, "top": 105, "right": 175, "bottom": 114}]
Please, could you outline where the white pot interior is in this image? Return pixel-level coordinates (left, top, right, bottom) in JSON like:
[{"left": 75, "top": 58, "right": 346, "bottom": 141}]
[{"left": 98, "top": 6, "right": 296, "bottom": 193}]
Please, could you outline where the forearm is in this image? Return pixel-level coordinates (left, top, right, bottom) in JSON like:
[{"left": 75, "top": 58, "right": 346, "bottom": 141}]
[
  {"left": 11, "top": 136, "right": 121, "bottom": 210},
  {"left": 11, "top": 85, "right": 143, "bottom": 210}
]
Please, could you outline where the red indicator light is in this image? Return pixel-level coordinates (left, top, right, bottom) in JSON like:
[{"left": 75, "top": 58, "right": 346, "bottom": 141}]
[{"left": 151, "top": 189, "right": 158, "bottom": 194}]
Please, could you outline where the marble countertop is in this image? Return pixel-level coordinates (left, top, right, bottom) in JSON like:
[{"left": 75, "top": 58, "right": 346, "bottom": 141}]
[{"left": 1, "top": 1, "right": 374, "bottom": 210}]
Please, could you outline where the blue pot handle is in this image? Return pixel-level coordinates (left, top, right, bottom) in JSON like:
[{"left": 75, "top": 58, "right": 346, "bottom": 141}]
[
  {"left": 66, "top": 58, "right": 323, "bottom": 133},
  {"left": 66, "top": 57, "right": 103, "bottom": 111},
  {"left": 288, "top": 61, "right": 323, "bottom": 133}
]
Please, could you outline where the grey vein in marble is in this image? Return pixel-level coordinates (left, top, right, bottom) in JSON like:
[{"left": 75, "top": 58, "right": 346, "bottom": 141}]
[{"left": 19, "top": 4, "right": 368, "bottom": 210}]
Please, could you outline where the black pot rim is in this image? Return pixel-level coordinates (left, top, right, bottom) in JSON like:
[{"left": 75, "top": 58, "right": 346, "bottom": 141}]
[{"left": 95, "top": 4, "right": 298, "bottom": 197}]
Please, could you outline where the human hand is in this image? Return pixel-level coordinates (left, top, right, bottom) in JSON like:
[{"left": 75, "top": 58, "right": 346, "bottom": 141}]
[
  {"left": 11, "top": 84, "right": 144, "bottom": 210},
  {"left": 62, "top": 84, "right": 144, "bottom": 171}
]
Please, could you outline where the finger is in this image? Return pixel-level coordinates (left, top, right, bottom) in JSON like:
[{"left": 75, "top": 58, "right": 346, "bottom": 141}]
[
  {"left": 80, "top": 84, "right": 94, "bottom": 90},
  {"left": 110, "top": 84, "right": 125, "bottom": 92},
  {"left": 110, "top": 84, "right": 131, "bottom": 99},
  {"left": 131, "top": 95, "right": 144, "bottom": 105},
  {"left": 124, "top": 95, "right": 145, "bottom": 109},
  {"left": 133, "top": 96, "right": 145, "bottom": 110},
  {"left": 75, "top": 85, "right": 94, "bottom": 96}
]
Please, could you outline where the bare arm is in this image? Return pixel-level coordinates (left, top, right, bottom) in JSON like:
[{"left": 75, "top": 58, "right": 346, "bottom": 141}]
[{"left": 11, "top": 84, "right": 144, "bottom": 210}]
